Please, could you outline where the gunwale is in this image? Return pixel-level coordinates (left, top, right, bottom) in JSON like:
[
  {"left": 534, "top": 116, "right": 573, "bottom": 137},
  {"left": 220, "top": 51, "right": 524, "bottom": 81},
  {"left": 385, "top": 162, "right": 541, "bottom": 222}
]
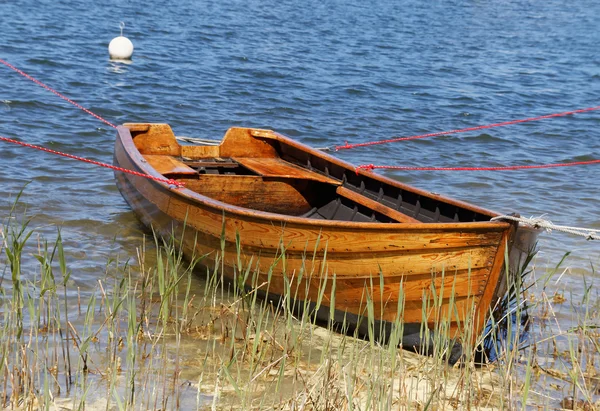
[{"left": 116, "top": 125, "right": 511, "bottom": 232}]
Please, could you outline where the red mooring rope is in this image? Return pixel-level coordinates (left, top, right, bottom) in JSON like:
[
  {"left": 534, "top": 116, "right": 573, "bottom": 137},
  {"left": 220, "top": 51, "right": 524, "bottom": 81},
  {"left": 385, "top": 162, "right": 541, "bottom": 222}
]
[
  {"left": 0, "top": 59, "right": 184, "bottom": 187},
  {"left": 335, "top": 105, "right": 600, "bottom": 151},
  {"left": 2, "top": 58, "right": 598, "bottom": 175},
  {"left": 0, "top": 59, "right": 117, "bottom": 129},
  {"left": 0, "top": 135, "right": 183, "bottom": 187},
  {"left": 356, "top": 160, "right": 600, "bottom": 173}
]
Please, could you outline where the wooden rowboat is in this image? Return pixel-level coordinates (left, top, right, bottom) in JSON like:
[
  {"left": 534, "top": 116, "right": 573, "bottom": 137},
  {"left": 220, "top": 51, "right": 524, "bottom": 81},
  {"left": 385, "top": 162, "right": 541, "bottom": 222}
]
[{"left": 114, "top": 123, "right": 538, "bottom": 362}]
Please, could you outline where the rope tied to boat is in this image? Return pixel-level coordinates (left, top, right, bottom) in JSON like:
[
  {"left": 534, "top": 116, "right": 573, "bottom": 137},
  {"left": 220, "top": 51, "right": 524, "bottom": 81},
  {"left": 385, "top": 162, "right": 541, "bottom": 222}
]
[
  {"left": 334, "top": 106, "right": 600, "bottom": 151},
  {"left": 0, "top": 58, "right": 118, "bottom": 129},
  {"left": 0, "top": 59, "right": 185, "bottom": 188},
  {"left": 491, "top": 215, "right": 600, "bottom": 240},
  {"left": 0, "top": 136, "right": 185, "bottom": 188},
  {"left": 354, "top": 159, "right": 600, "bottom": 173},
  {"left": 2, "top": 58, "right": 600, "bottom": 175}
]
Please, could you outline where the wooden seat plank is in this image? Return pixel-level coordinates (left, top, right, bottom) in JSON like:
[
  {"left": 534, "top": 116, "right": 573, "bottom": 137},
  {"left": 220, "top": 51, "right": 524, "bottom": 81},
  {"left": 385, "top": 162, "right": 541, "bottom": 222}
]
[
  {"left": 336, "top": 186, "right": 420, "bottom": 223},
  {"left": 233, "top": 157, "right": 341, "bottom": 185},
  {"left": 143, "top": 155, "right": 197, "bottom": 175}
]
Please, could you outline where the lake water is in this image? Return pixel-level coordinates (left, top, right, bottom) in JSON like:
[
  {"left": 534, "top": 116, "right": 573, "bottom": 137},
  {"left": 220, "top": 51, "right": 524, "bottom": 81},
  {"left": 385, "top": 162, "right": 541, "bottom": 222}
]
[{"left": 1, "top": 0, "right": 600, "bottom": 300}]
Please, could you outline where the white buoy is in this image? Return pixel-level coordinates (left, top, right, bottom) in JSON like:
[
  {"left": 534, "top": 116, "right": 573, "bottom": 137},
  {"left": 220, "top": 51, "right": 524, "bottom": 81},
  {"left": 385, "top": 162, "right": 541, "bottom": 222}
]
[{"left": 109, "top": 22, "right": 134, "bottom": 60}]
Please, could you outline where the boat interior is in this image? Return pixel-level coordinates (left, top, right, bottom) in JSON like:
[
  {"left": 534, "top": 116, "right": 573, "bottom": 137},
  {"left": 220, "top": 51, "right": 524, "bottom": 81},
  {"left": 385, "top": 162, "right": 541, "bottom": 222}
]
[{"left": 127, "top": 124, "right": 493, "bottom": 224}]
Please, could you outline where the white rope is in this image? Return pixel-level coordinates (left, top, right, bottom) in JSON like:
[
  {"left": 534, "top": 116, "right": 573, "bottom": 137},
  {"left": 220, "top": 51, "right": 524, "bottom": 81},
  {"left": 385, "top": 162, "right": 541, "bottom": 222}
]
[
  {"left": 491, "top": 215, "right": 600, "bottom": 240},
  {"left": 176, "top": 136, "right": 333, "bottom": 151},
  {"left": 175, "top": 136, "right": 221, "bottom": 146}
]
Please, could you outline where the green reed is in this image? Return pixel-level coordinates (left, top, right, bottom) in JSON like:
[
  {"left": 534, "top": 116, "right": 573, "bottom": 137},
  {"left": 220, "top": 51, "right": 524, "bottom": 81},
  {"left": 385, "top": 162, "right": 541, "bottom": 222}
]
[{"left": 2, "top": 198, "right": 596, "bottom": 409}]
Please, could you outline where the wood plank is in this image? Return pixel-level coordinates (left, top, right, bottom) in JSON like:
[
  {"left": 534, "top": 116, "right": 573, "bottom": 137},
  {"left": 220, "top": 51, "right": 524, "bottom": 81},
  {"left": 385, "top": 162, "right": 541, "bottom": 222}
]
[
  {"left": 126, "top": 123, "right": 181, "bottom": 156},
  {"left": 181, "top": 145, "right": 220, "bottom": 158},
  {"left": 143, "top": 155, "right": 197, "bottom": 176},
  {"left": 219, "top": 127, "right": 280, "bottom": 158},
  {"left": 241, "top": 247, "right": 496, "bottom": 284},
  {"left": 183, "top": 161, "right": 239, "bottom": 168},
  {"left": 164, "top": 194, "right": 505, "bottom": 253},
  {"left": 470, "top": 227, "right": 513, "bottom": 345},
  {"left": 258, "top": 268, "right": 489, "bottom": 304},
  {"left": 233, "top": 157, "right": 341, "bottom": 185},
  {"left": 249, "top": 129, "right": 277, "bottom": 139},
  {"left": 178, "top": 175, "right": 313, "bottom": 215},
  {"left": 251, "top": 270, "right": 482, "bottom": 326},
  {"left": 336, "top": 186, "right": 420, "bottom": 223}
]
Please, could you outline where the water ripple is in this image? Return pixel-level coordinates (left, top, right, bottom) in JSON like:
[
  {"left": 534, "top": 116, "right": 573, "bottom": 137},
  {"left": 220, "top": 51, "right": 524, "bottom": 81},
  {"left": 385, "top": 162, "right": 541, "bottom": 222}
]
[{"left": 1, "top": 0, "right": 599, "bottom": 285}]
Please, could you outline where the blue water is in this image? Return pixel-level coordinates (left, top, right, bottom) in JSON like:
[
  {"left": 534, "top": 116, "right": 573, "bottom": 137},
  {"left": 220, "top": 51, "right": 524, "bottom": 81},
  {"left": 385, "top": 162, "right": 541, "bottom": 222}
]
[{"left": 1, "top": 0, "right": 600, "bottom": 298}]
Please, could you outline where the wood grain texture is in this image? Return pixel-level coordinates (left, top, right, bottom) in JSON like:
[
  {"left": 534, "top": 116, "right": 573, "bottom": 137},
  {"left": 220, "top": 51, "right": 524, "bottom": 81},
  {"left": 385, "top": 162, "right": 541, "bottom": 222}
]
[
  {"left": 181, "top": 144, "right": 220, "bottom": 158},
  {"left": 470, "top": 227, "right": 512, "bottom": 345},
  {"left": 178, "top": 175, "right": 314, "bottom": 215},
  {"left": 254, "top": 129, "right": 507, "bottom": 219},
  {"left": 219, "top": 128, "right": 279, "bottom": 158},
  {"left": 143, "top": 155, "right": 197, "bottom": 175},
  {"left": 127, "top": 123, "right": 181, "bottom": 156},
  {"left": 336, "top": 186, "right": 420, "bottom": 223},
  {"left": 115, "top": 123, "right": 539, "bottom": 350},
  {"left": 233, "top": 157, "right": 341, "bottom": 185}
]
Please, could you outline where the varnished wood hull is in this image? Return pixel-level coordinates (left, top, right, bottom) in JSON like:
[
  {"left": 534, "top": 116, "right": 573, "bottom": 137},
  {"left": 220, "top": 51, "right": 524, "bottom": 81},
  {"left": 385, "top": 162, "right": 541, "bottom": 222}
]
[{"left": 114, "top": 124, "right": 538, "bottom": 362}]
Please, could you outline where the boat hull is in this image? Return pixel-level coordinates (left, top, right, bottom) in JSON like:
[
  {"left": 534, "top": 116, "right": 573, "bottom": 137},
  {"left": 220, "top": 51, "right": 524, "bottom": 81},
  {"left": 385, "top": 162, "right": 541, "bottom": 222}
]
[{"left": 114, "top": 124, "right": 538, "bottom": 362}]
